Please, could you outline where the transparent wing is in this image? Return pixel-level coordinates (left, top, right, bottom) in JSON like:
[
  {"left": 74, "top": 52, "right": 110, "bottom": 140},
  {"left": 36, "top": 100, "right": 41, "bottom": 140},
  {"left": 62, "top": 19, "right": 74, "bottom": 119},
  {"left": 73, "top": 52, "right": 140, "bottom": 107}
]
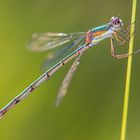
[
  {"left": 41, "top": 36, "right": 85, "bottom": 70},
  {"left": 55, "top": 53, "right": 83, "bottom": 107},
  {"left": 28, "top": 32, "right": 86, "bottom": 52}
]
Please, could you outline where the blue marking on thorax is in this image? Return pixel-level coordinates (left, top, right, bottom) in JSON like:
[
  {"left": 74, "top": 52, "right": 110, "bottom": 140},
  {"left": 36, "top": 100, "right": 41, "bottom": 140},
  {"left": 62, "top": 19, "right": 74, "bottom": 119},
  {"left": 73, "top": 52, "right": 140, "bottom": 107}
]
[
  {"left": 89, "top": 25, "right": 112, "bottom": 48},
  {"left": 91, "top": 24, "right": 110, "bottom": 32}
]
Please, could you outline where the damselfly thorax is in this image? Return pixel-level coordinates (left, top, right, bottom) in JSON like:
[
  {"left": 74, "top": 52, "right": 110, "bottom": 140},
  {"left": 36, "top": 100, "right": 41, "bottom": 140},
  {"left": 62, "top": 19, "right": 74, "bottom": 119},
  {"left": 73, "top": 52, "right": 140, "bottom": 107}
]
[{"left": 86, "top": 29, "right": 113, "bottom": 46}]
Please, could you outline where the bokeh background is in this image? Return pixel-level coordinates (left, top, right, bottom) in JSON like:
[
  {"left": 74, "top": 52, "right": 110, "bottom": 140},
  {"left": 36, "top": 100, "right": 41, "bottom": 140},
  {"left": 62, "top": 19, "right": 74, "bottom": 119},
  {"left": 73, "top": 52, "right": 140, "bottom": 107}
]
[{"left": 0, "top": 0, "right": 140, "bottom": 140}]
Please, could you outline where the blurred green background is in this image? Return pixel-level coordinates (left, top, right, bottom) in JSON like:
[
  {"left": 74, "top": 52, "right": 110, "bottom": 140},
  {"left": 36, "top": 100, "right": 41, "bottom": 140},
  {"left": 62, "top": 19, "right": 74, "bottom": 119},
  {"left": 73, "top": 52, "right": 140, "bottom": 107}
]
[{"left": 0, "top": 0, "right": 140, "bottom": 140}]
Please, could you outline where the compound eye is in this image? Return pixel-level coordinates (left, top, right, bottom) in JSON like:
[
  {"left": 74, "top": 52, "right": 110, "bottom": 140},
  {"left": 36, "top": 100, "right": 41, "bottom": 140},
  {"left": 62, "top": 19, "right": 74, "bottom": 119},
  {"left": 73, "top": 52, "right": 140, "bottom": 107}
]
[{"left": 113, "top": 19, "right": 120, "bottom": 25}]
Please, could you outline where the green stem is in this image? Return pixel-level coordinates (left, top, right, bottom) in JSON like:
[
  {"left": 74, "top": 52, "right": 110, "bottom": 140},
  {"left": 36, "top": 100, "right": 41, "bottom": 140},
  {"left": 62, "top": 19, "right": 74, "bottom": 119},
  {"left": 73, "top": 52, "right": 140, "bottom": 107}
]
[{"left": 120, "top": 0, "right": 137, "bottom": 140}]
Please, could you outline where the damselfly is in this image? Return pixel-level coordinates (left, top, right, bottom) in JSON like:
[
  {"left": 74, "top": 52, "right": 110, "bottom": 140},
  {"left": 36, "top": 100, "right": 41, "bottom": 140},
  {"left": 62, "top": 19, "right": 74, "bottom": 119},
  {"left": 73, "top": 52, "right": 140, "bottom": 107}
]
[{"left": 0, "top": 17, "right": 140, "bottom": 119}]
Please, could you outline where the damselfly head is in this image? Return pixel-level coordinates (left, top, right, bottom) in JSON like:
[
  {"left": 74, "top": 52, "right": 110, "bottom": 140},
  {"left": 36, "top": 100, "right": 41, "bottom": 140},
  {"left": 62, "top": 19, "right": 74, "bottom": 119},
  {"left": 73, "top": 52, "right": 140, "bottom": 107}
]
[{"left": 110, "top": 17, "right": 123, "bottom": 30}]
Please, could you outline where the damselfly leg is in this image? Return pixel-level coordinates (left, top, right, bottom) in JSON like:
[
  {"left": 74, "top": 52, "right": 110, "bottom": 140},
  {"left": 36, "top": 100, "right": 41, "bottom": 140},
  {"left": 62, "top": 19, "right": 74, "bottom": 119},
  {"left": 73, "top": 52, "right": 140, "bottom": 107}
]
[
  {"left": 114, "top": 22, "right": 136, "bottom": 46},
  {"left": 110, "top": 37, "right": 140, "bottom": 59}
]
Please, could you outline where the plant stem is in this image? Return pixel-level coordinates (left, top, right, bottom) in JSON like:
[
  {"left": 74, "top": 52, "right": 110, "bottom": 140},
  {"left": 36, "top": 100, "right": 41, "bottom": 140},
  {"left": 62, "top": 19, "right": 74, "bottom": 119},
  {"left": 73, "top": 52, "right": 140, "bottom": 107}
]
[{"left": 120, "top": 0, "right": 137, "bottom": 140}]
